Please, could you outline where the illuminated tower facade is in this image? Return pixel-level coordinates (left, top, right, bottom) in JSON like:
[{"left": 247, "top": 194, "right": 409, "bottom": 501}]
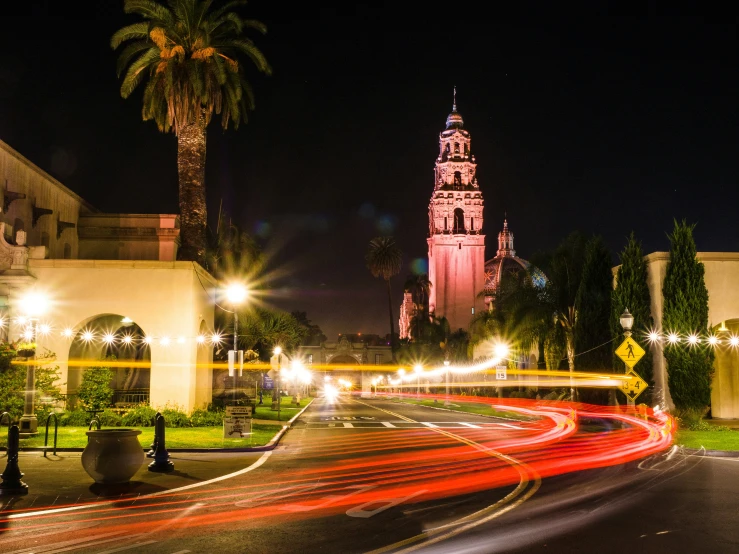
[{"left": 427, "top": 92, "right": 486, "bottom": 331}]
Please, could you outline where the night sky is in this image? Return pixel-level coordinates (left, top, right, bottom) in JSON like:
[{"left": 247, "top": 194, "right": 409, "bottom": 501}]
[{"left": 0, "top": 5, "right": 736, "bottom": 338}]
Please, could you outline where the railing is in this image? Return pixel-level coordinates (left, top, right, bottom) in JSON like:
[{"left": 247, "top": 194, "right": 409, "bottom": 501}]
[
  {"left": 112, "top": 389, "right": 150, "bottom": 407},
  {"left": 43, "top": 414, "right": 59, "bottom": 457}
]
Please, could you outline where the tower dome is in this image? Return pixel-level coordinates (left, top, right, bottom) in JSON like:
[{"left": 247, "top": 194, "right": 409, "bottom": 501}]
[
  {"left": 445, "top": 87, "right": 464, "bottom": 129},
  {"left": 484, "top": 218, "right": 547, "bottom": 299}
]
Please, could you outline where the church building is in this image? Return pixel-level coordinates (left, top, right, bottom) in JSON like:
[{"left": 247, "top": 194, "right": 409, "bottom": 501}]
[{"left": 400, "top": 93, "right": 544, "bottom": 338}]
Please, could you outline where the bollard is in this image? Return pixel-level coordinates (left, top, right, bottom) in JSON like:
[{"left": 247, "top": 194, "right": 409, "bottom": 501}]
[
  {"left": 146, "top": 412, "right": 161, "bottom": 458},
  {"left": 0, "top": 425, "right": 29, "bottom": 496},
  {"left": 148, "top": 413, "right": 174, "bottom": 473}
]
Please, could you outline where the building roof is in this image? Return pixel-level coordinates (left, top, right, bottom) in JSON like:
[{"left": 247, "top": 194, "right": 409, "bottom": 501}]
[{"left": 484, "top": 219, "right": 547, "bottom": 294}]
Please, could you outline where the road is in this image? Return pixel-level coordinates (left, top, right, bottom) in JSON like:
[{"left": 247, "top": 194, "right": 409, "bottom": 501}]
[{"left": 0, "top": 395, "right": 737, "bottom": 553}]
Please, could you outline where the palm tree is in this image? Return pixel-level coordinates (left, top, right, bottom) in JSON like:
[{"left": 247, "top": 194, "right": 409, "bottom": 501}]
[
  {"left": 111, "top": 0, "right": 271, "bottom": 266},
  {"left": 404, "top": 273, "right": 432, "bottom": 316},
  {"left": 365, "top": 237, "right": 403, "bottom": 356}
]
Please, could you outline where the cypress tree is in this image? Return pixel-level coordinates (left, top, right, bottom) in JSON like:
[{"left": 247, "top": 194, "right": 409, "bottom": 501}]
[
  {"left": 662, "top": 220, "right": 713, "bottom": 414},
  {"left": 574, "top": 236, "right": 613, "bottom": 403},
  {"left": 611, "top": 233, "right": 654, "bottom": 404}
]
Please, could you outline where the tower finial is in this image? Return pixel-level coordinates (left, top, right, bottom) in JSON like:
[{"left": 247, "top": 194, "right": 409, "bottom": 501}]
[{"left": 453, "top": 86, "right": 457, "bottom": 111}]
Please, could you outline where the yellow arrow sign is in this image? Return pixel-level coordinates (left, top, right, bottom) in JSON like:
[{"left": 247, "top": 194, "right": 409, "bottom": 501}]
[
  {"left": 615, "top": 337, "right": 646, "bottom": 368},
  {"left": 620, "top": 369, "right": 648, "bottom": 402}
]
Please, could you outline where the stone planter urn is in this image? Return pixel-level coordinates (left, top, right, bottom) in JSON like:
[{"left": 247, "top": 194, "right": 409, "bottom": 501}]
[{"left": 81, "top": 429, "right": 145, "bottom": 484}]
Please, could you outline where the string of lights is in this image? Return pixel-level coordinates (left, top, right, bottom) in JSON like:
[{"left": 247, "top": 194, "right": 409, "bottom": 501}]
[{"left": 645, "top": 329, "right": 739, "bottom": 347}]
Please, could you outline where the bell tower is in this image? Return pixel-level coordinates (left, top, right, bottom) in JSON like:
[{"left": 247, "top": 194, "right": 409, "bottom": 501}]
[{"left": 427, "top": 90, "right": 486, "bottom": 331}]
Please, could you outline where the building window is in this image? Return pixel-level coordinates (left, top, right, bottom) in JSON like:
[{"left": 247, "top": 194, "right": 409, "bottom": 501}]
[
  {"left": 453, "top": 208, "right": 465, "bottom": 233},
  {"left": 470, "top": 217, "right": 474, "bottom": 231},
  {"left": 454, "top": 142, "right": 460, "bottom": 154},
  {"left": 63, "top": 243, "right": 71, "bottom": 259},
  {"left": 471, "top": 307, "right": 475, "bottom": 315},
  {"left": 41, "top": 232, "right": 50, "bottom": 248},
  {"left": 307, "top": 354, "right": 313, "bottom": 365},
  {"left": 375, "top": 354, "right": 381, "bottom": 364},
  {"left": 444, "top": 217, "right": 447, "bottom": 230},
  {"left": 453, "top": 171, "right": 462, "bottom": 188}
]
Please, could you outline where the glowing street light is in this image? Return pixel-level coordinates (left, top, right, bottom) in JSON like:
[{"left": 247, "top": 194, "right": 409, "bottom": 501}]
[
  {"left": 17, "top": 291, "right": 49, "bottom": 436},
  {"left": 414, "top": 364, "right": 423, "bottom": 398},
  {"left": 619, "top": 308, "right": 634, "bottom": 337},
  {"left": 224, "top": 282, "right": 249, "bottom": 407}
]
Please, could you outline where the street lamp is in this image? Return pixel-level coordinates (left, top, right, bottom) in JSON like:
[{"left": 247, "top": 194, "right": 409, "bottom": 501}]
[
  {"left": 444, "top": 356, "right": 451, "bottom": 407},
  {"left": 273, "top": 346, "right": 283, "bottom": 420},
  {"left": 18, "top": 292, "right": 48, "bottom": 436},
  {"left": 414, "top": 364, "right": 423, "bottom": 398},
  {"left": 620, "top": 308, "right": 634, "bottom": 338},
  {"left": 398, "top": 368, "right": 406, "bottom": 397},
  {"left": 225, "top": 283, "right": 248, "bottom": 406}
]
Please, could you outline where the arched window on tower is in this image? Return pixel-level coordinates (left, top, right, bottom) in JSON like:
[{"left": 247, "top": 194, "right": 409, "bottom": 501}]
[
  {"left": 453, "top": 208, "right": 465, "bottom": 234},
  {"left": 454, "top": 143, "right": 460, "bottom": 154},
  {"left": 453, "top": 171, "right": 462, "bottom": 188},
  {"left": 470, "top": 217, "right": 474, "bottom": 231},
  {"left": 464, "top": 143, "right": 469, "bottom": 156},
  {"left": 444, "top": 217, "right": 448, "bottom": 231}
]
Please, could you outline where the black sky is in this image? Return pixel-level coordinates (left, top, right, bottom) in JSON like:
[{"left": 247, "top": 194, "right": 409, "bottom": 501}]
[{"left": 0, "top": 5, "right": 736, "bottom": 338}]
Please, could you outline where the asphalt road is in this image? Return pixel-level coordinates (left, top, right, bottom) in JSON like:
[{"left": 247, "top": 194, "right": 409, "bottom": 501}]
[{"left": 1, "top": 396, "right": 737, "bottom": 553}]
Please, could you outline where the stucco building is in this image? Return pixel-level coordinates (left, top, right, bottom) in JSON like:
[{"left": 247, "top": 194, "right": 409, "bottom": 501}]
[{"left": 0, "top": 138, "right": 215, "bottom": 415}]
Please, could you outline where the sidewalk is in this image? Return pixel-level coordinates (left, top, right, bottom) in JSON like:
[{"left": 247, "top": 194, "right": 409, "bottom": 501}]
[
  {"left": 707, "top": 419, "right": 739, "bottom": 429},
  {"left": 0, "top": 450, "right": 266, "bottom": 511}
]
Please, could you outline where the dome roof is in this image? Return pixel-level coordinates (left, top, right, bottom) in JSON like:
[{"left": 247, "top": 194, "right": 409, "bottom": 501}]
[
  {"left": 446, "top": 109, "right": 464, "bottom": 129},
  {"left": 445, "top": 87, "right": 464, "bottom": 129},
  {"left": 484, "top": 219, "right": 547, "bottom": 295}
]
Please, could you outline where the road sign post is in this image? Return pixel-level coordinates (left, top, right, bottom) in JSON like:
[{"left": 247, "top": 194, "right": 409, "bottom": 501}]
[{"left": 615, "top": 337, "right": 648, "bottom": 404}]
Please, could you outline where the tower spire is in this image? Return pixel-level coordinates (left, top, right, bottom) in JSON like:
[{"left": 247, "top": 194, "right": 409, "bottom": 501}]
[{"left": 453, "top": 86, "right": 457, "bottom": 111}]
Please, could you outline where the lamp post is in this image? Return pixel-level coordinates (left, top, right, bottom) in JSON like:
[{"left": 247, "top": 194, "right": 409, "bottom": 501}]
[
  {"left": 273, "top": 346, "right": 282, "bottom": 420},
  {"left": 398, "top": 368, "right": 406, "bottom": 397},
  {"left": 414, "top": 364, "right": 423, "bottom": 399},
  {"left": 619, "top": 308, "right": 635, "bottom": 406},
  {"left": 225, "top": 284, "right": 248, "bottom": 406},
  {"left": 444, "top": 357, "right": 451, "bottom": 407},
  {"left": 18, "top": 292, "right": 47, "bottom": 437}
]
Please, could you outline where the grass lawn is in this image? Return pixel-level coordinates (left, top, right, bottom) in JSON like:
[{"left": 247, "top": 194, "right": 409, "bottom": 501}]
[
  {"left": 1, "top": 423, "right": 283, "bottom": 450},
  {"left": 674, "top": 429, "right": 739, "bottom": 451},
  {"left": 253, "top": 397, "right": 312, "bottom": 421},
  {"left": 391, "top": 397, "right": 531, "bottom": 421}
]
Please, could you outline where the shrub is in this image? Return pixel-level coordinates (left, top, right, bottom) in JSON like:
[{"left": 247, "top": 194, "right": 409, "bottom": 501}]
[
  {"left": 190, "top": 409, "right": 224, "bottom": 427},
  {"left": 121, "top": 404, "right": 158, "bottom": 427},
  {"left": 161, "top": 407, "right": 191, "bottom": 428},
  {"left": 98, "top": 409, "right": 123, "bottom": 427},
  {"left": 77, "top": 359, "right": 115, "bottom": 411},
  {"left": 60, "top": 409, "right": 91, "bottom": 427}
]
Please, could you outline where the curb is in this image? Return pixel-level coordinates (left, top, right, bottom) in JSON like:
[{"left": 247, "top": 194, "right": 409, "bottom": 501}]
[
  {"left": 16, "top": 399, "right": 316, "bottom": 454},
  {"left": 679, "top": 446, "right": 739, "bottom": 458}
]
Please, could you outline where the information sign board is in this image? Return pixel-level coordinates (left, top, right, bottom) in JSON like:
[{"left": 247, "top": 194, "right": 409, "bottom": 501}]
[
  {"left": 496, "top": 367, "right": 507, "bottom": 380},
  {"left": 619, "top": 369, "right": 648, "bottom": 402},
  {"left": 223, "top": 417, "right": 251, "bottom": 438},
  {"left": 226, "top": 405, "right": 253, "bottom": 417}
]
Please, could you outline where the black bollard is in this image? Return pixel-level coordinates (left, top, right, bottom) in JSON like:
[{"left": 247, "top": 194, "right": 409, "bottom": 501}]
[
  {"left": 148, "top": 414, "right": 174, "bottom": 473},
  {"left": 0, "top": 425, "right": 29, "bottom": 496},
  {"left": 146, "top": 411, "right": 161, "bottom": 458}
]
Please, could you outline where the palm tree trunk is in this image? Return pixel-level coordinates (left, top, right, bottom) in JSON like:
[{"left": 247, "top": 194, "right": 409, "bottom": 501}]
[
  {"left": 177, "top": 115, "right": 207, "bottom": 266},
  {"left": 386, "top": 278, "right": 396, "bottom": 360}
]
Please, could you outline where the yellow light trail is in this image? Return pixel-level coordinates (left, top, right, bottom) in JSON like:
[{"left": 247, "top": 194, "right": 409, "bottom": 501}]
[{"left": 12, "top": 358, "right": 634, "bottom": 383}]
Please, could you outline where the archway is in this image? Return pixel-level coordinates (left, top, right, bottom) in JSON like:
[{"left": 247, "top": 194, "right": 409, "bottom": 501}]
[
  {"left": 453, "top": 208, "right": 465, "bottom": 234},
  {"left": 329, "top": 354, "right": 362, "bottom": 391},
  {"left": 711, "top": 319, "right": 739, "bottom": 418},
  {"left": 67, "top": 313, "right": 151, "bottom": 408}
]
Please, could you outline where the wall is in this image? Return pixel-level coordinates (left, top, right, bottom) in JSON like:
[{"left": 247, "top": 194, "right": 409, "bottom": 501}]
[
  {"left": 22, "top": 260, "right": 216, "bottom": 412},
  {"left": 78, "top": 214, "right": 179, "bottom": 261},
  {"left": 428, "top": 234, "right": 486, "bottom": 331},
  {"left": 644, "top": 252, "right": 739, "bottom": 417},
  {"left": 0, "top": 139, "right": 94, "bottom": 259}
]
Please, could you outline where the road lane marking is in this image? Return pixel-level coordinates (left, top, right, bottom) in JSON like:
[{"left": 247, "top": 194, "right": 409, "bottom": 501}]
[
  {"left": 381, "top": 421, "right": 396, "bottom": 428},
  {"left": 343, "top": 422, "right": 354, "bottom": 428},
  {"left": 96, "top": 540, "right": 159, "bottom": 553},
  {"left": 421, "top": 422, "right": 438, "bottom": 428},
  {"left": 353, "top": 399, "right": 541, "bottom": 554},
  {"left": 6, "top": 451, "right": 273, "bottom": 520},
  {"left": 457, "top": 422, "right": 481, "bottom": 428},
  {"left": 1, "top": 532, "right": 128, "bottom": 554}
]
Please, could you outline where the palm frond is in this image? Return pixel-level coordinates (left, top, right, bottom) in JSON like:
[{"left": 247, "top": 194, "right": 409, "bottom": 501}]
[
  {"left": 111, "top": 22, "right": 151, "bottom": 49},
  {"left": 120, "top": 48, "right": 161, "bottom": 98},
  {"left": 124, "top": 0, "right": 175, "bottom": 24}
]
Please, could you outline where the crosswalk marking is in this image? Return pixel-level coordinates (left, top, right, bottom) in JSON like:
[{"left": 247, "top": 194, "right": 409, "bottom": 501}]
[
  {"left": 343, "top": 422, "right": 354, "bottom": 428},
  {"left": 421, "top": 422, "right": 438, "bottom": 428},
  {"left": 381, "top": 421, "right": 396, "bottom": 428},
  {"left": 458, "top": 422, "right": 481, "bottom": 428}
]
